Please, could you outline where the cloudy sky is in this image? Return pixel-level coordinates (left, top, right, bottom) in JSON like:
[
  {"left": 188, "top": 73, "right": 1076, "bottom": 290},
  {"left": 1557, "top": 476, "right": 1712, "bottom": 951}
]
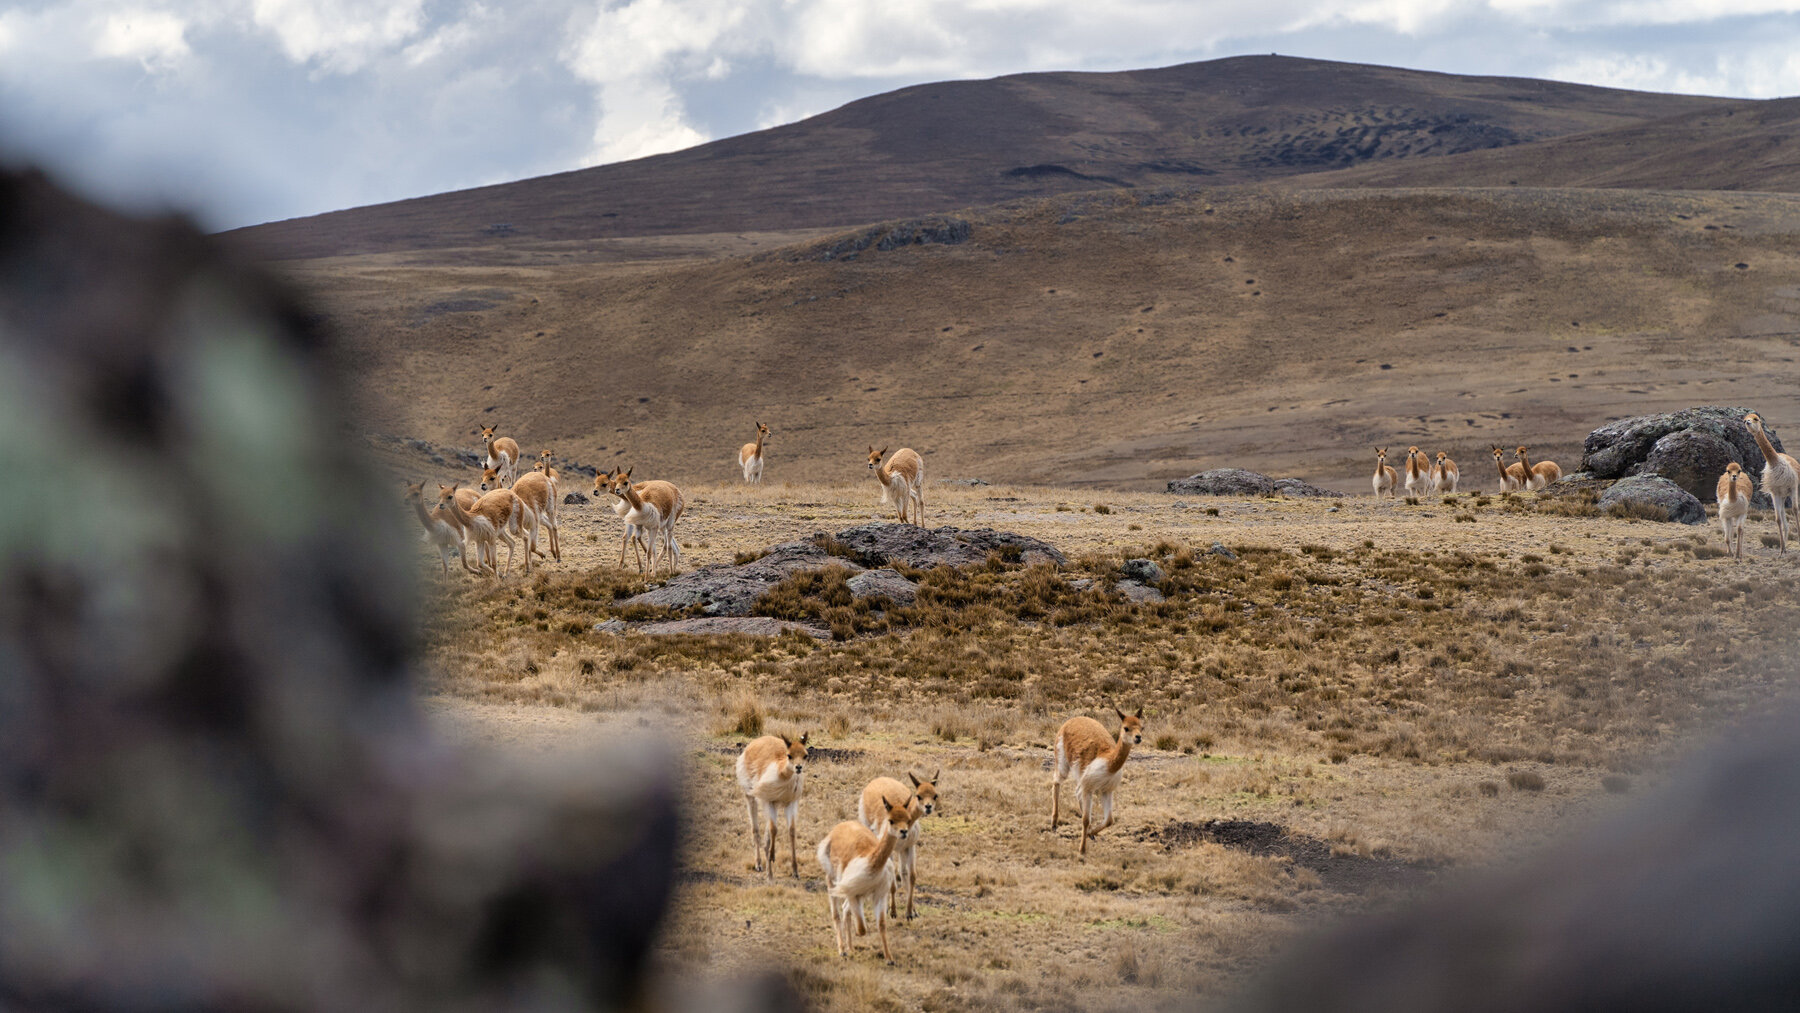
[{"left": 3, "top": 0, "right": 1798, "bottom": 230}]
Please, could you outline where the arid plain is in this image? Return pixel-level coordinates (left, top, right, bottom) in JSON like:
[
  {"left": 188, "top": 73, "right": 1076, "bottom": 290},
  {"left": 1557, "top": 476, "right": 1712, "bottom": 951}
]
[{"left": 248, "top": 56, "right": 1800, "bottom": 1011}]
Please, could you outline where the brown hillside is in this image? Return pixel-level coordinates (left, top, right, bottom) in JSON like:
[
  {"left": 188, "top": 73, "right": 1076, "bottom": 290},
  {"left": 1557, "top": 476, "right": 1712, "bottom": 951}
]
[
  {"left": 1290, "top": 96, "right": 1800, "bottom": 193},
  {"left": 228, "top": 56, "right": 1727, "bottom": 259},
  {"left": 292, "top": 186, "right": 1800, "bottom": 492}
]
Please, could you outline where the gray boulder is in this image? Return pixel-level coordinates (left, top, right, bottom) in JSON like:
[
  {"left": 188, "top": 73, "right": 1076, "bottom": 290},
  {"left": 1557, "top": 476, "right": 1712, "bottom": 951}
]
[
  {"left": 847, "top": 567, "right": 919, "bottom": 607},
  {"left": 1640, "top": 430, "right": 1740, "bottom": 502},
  {"left": 1598, "top": 475, "right": 1706, "bottom": 525},
  {"left": 1121, "top": 558, "right": 1165, "bottom": 583},
  {"left": 1274, "top": 477, "right": 1345, "bottom": 498},
  {"left": 1581, "top": 407, "right": 1780, "bottom": 495}
]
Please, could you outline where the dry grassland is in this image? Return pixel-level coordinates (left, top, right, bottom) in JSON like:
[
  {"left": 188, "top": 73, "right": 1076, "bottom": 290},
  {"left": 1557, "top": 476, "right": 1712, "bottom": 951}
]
[{"left": 417, "top": 480, "right": 1800, "bottom": 1011}]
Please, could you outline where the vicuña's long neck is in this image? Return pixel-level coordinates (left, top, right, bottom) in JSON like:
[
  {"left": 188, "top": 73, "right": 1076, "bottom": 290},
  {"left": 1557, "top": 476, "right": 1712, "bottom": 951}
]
[
  {"left": 1495, "top": 455, "right": 1508, "bottom": 479},
  {"left": 618, "top": 483, "right": 646, "bottom": 511},
  {"left": 754, "top": 431, "right": 766, "bottom": 455},
  {"left": 1518, "top": 450, "right": 1533, "bottom": 474},
  {"left": 410, "top": 494, "right": 434, "bottom": 529},
  {"left": 445, "top": 494, "right": 474, "bottom": 526},
  {"left": 1107, "top": 731, "right": 1133, "bottom": 773},
  {"left": 875, "top": 462, "right": 893, "bottom": 485},
  {"left": 868, "top": 821, "right": 900, "bottom": 869},
  {"left": 1752, "top": 426, "right": 1783, "bottom": 467},
  {"left": 1375, "top": 459, "right": 1386, "bottom": 479}
]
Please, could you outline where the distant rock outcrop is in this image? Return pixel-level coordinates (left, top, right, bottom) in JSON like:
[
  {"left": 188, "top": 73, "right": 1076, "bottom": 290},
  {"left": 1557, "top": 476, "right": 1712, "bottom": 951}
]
[
  {"left": 1581, "top": 406, "right": 1780, "bottom": 502},
  {"left": 802, "top": 216, "right": 972, "bottom": 262},
  {"left": 621, "top": 524, "right": 1064, "bottom": 617},
  {"left": 1597, "top": 475, "right": 1706, "bottom": 525},
  {"left": 1169, "top": 468, "right": 1342, "bottom": 497}
]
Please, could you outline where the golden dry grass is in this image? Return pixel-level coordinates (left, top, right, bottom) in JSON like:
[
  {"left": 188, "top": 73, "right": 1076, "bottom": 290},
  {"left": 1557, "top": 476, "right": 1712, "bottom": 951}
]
[{"left": 414, "top": 480, "right": 1800, "bottom": 1011}]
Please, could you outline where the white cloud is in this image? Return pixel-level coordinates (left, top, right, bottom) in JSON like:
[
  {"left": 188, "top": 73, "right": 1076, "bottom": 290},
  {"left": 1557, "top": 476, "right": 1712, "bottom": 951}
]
[
  {"left": 93, "top": 10, "right": 191, "bottom": 70},
  {"left": 248, "top": 0, "right": 426, "bottom": 71}
]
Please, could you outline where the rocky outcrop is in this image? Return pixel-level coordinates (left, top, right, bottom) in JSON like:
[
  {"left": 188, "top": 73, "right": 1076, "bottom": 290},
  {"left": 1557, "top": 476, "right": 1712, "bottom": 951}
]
[
  {"left": 1168, "top": 468, "right": 1341, "bottom": 497},
  {"left": 1597, "top": 475, "right": 1706, "bottom": 525},
  {"left": 1581, "top": 406, "right": 1782, "bottom": 501},
  {"left": 829, "top": 524, "right": 1067, "bottom": 569},
  {"left": 621, "top": 524, "right": 1064, "bottom": 617}
]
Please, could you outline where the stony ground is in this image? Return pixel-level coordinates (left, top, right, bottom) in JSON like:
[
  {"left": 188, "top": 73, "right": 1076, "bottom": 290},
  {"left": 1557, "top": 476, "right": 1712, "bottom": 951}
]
[{"left": 415, "top": 479, "right": 1800, "bottom": 1012}]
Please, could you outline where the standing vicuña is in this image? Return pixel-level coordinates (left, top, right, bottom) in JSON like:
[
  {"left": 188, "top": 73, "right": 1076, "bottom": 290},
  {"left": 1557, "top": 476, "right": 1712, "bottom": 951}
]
[
  {"left": 739, "top": 421, "right": 770, "bottom": 483},
  {"left": 858, "top": 770, "right": 940, "bottom": 922},
  {"left": 477, "top": 425, "right": 521, "bottom": 487},
  {"left": 1403, "top": 446, "right": 1431, "bottom": 498},
  {"left": 868, "top": 446, "right": 924, "bottom": 526},
  {"left": 439, "top": 482, "right": 531, "bottom": 577},
  {"left": 820, "top": 793, "right": 916, "bottom": 964},
  {"left": 737, "top": 733, "right": 808, "bottom": 878},
  {"left": 604, "top": 467, "right": 685, "bottom": 576},
  {"left": 1516, "top": 446, "right": 1562, "bottom": 492},
  {"left": 1718, "top": 462, "right": 1753, "bottom": 560},
  {"left": 1745, "top": 412, "right": 1800, "bottom": 552},
  {"left": 1492, "top": 446, "right": 1525, "bottom": 492},
  {"left": 512, "top": 461, "right": 560, "bottom": 563},
  {"left": 1434, "top": 451, "right": 1459, "bottom": 494},
  {"left": 1051, "top": 707, "right": 1144, "bottom": 856},
  {"left": 1372, "top": 447, "right": 1397, "bottom": 499}
]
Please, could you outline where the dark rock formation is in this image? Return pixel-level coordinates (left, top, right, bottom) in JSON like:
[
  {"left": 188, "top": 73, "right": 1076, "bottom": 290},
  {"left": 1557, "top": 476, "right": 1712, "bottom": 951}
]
[
  {"left": 831, "top": 523, "right": 1067, "bottom": 569},
  {"left": 0, "top": 169, "right": 676, "bottom": 1011},
  {"left": 622, "top": 525, "right": 1064, "bottom": 617},
  {"left": 1121, "top": 558, "right": 1166, "bottom": 583},
  {"left": 1597, "top": 475, "right": 1706, "bottom": 524},
  {"left": 1581, "top": 406, "right": 1781, "bottom": 501},
  {"left": 1169, "top": 468, "right": 1341, "bottom": 497}
]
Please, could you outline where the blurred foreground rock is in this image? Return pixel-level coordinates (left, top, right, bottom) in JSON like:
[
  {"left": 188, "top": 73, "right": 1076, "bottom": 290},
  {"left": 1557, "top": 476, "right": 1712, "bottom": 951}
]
[
  {"left": 0, "top": 169, "right": 678, "bottom": 1011},
  {"left": 1224, "top": 702, "right": 1800, "bottom": 1012}
]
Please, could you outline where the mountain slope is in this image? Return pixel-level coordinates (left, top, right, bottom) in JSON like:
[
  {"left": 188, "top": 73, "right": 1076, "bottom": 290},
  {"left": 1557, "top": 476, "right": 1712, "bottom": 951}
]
[
  {"left": 228, "top": 56, "right": 1728, "bottom": 260},
  {"left": 1289, "top": 96, "right": 1800, "bottom": 193},
  {"left": 291, "top": 186, "right": 1800, "bottom": 490}
]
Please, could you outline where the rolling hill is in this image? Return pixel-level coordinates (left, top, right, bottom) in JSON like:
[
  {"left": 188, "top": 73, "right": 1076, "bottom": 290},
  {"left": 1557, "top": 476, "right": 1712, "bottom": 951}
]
[{"left": 227, "top": 55, "right": 1731, "bottom": 260}]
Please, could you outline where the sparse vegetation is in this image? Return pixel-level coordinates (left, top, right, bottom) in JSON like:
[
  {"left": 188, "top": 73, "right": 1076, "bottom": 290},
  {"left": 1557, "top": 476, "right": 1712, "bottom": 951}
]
[{"left": 413, "top": 483, "right": 1800, "bottom": 1010}]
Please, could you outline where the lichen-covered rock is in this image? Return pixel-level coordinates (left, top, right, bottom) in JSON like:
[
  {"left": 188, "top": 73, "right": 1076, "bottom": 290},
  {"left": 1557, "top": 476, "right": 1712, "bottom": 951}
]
[
  {"left": 1598, "top": 475, "right": 1706, "bottom": 525},
  {"left": 1274, "top": 477, "right": 1345, "bottom": 498}
]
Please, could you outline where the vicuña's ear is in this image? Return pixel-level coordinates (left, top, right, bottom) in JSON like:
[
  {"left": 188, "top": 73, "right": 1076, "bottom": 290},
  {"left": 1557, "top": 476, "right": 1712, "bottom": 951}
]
[
  {"left": 932, "top": 767, "right": 940, "bottom": 783},
  {"left": 799, "top": 731, "right": 809, "bottom": 746},
  {"left": 1115, "top": 707, "right": 1127, "bottom": 721},
  {"left": 908, "top": 772, "right": 921, "bottom": 787},
  {"left": 1135, "top": 705, "right": 1144, "bottom": 718}
]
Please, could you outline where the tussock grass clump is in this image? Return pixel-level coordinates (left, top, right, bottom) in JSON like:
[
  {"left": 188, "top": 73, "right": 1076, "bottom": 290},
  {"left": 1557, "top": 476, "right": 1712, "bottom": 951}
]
[
  {"left": 1608, "top": 500, "right": 1670, "bottom": 522},
  {"left": 1507, "top": 770, "right": 1546, "bottom": 792}
]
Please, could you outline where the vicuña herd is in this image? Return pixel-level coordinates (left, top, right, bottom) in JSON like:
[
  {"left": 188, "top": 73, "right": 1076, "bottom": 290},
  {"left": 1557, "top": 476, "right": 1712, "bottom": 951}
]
[
  {"left": 733, "top": 706, "right": 1141, "bottom": 964},
  {"left": 407, "top": 422, "right": 927, "bottom": 580}
]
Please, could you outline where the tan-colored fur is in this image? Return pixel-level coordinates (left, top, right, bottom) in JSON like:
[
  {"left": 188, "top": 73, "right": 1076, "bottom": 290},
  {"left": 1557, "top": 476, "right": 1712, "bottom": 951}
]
[
  {"left": 1373, "top": 447, "right": 1398, "bottom": 498},
  {"left": 478, "top": 425, "right": 521, "bottom": 486},
  {"left": 1718, "top": 462, "right": 1754, "bottom": 560},
  {"left": 512, "top": 469, "right": 558, "bottom": 563},
  {"left": 739, "top": 421, "right": 769, "bottom": 483},
  {"left": 858, "top": 770, "right": 940, "bottom": 921},
  {"left": 819, "top": 793, "right": 915, "bottom": 963},
  {"left": 868, "top": 445, "right": 925, "bottom": 526},
  {"left": 736, "top": 733, "right": 808, "bottom": 878},
  {"left": 1516, "top": 446, "right": 1562, "bottom": 492},
  {"left": 1746, "top": 412, "right": 1800, "bottom": 552},
  {"left": 1051, "top": 707, "right": 1144, "bottom": 856},
  {"left": 440, "top": 482, "right": 529, "bottom": 577}
]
